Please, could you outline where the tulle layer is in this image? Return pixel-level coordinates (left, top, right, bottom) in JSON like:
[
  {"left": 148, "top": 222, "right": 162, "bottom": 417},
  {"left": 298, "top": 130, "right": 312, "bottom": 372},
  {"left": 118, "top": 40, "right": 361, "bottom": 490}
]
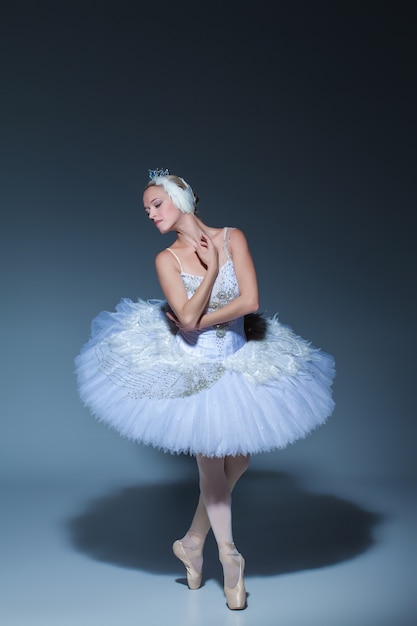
[{"left": 75, "top": 298, "right": 335, "bottom": 457}]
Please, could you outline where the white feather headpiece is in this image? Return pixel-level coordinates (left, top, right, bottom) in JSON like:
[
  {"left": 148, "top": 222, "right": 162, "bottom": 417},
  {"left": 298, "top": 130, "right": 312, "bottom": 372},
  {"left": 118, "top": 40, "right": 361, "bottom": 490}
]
[{"left": 148, "top": 168, "right": 195, "bottom": 214}]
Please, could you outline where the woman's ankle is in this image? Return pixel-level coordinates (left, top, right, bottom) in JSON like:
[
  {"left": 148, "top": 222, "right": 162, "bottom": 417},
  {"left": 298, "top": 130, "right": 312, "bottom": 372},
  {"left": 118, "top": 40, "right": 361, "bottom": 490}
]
[
  {"left": 218, "top": 541, "right": 238, "bottom": 555},
  {"left": 181, "top": 529, "right": 206, "bottom": 549},
  {"left": 218, "top": 543, "right": 243, "bottom": 590}
]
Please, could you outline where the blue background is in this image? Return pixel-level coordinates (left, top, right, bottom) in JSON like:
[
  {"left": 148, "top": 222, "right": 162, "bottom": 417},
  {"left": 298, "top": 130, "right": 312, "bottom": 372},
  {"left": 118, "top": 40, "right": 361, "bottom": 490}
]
[{"left": 1, "top": 3, "right": 416, "bottom": 624}]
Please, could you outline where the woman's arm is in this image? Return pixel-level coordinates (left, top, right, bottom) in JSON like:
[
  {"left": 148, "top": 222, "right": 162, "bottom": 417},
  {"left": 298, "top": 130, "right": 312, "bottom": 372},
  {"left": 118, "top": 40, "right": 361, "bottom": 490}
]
[
  {"left": 198, "top": 228, "right": 259, "bottom": 329},
  {"left": 155, "top": 231, "right": 219, "bottom": 329}
]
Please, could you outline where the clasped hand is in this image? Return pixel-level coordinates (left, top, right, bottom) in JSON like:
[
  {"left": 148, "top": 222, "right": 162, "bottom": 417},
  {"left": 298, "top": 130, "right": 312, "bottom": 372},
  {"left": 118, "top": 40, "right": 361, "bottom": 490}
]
[
  {"left": 165, "top": 310, "right": 192, "bottom": 331},
  {"left": 191, "top": 230, "right": 219, "bottom": 272}
]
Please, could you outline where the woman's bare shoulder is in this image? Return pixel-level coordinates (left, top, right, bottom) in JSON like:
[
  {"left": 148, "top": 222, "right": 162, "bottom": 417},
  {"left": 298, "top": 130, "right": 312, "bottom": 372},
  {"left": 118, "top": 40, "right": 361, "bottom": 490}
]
[
  {"left": 228, "top": 227, "right": 250, "bottom": 249},
  {"left": 155, "top": 247, "right": 179, "bottom": 270}
]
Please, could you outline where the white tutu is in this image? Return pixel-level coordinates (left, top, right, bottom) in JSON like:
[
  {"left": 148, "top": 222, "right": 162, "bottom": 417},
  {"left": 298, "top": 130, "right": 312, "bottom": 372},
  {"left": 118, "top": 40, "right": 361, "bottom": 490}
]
[
  {"left": 76, "top": 228, "right": 334, "bottom": 457},
  {"left": 75, "top": 296, "right": 335, "bottom": 458}
]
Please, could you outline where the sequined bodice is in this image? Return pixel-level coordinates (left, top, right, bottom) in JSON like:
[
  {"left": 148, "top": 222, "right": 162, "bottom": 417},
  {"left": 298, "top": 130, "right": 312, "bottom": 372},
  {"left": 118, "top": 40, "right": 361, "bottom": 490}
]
[
  {"left": 180, "top": 258, "right": 240, "bottom": 312},
  {"left": 173, "top": 231, "right": 246, "bottom": 360}
]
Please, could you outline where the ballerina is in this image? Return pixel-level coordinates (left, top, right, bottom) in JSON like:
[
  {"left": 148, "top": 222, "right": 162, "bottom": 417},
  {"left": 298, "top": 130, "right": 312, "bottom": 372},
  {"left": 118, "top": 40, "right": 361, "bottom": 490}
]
[{"left": 75, "top": 169, "right": 335, "bottom": 610}]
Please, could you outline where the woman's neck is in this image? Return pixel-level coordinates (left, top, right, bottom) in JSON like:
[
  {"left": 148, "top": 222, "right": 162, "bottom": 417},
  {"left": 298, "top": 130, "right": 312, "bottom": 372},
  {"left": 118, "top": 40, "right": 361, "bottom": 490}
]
[{"left": 174, "top": 214, "right": 207, "bottom": 246}]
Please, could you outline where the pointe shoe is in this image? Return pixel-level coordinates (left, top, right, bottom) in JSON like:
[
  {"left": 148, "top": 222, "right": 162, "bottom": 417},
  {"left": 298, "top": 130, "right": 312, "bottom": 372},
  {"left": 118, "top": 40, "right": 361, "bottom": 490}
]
[
  {"left": 172, "top": 534, "right": 204, "bottom": 590},
  {"left": 219, "top": 543, "right": 247, "bottom": 610}
]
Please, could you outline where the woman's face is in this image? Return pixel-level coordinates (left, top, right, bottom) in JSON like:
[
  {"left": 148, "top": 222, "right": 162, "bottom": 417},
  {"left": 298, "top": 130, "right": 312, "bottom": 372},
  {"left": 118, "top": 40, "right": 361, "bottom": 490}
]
[{"left": 143, "top": 185, "right": 181, "bottom": 233}]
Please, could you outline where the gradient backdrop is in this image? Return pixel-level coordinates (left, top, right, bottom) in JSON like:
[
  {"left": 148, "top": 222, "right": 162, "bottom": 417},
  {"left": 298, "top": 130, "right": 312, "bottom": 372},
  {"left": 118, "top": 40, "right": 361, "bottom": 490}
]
[
  {"left": 2, "top": 0, "right": 415, "bottom": 483},
  {"left": 1, "top": 5, "right": 416, "bottom": 623}
]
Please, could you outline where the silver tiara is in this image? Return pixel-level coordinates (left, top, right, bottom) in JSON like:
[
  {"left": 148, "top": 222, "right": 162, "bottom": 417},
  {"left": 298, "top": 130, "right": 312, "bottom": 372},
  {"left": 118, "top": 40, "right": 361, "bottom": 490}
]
[{"left": 148, "top": 168, "right": 169, "bottom": 180}]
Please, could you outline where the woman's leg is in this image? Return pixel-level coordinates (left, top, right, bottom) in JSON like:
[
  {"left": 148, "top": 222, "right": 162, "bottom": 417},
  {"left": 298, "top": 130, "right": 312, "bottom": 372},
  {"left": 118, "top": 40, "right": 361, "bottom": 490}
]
[
  {"left": 194, "top": 454, "right": 248, "bottom": 608},
  {"left": 174, "top": 455, "right": 249, "bottom": 584},
  {"left": 196, "top": 455, "right": 234, "bottom": 544},
  {"left": 182, "top": 454, "right": 250, "bottom": 541}
]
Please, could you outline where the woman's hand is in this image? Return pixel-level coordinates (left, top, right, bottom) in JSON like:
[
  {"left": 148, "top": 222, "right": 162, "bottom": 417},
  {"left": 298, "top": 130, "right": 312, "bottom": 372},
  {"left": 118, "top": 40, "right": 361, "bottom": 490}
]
[
  {"left": 165, "top": 310, "right": 194, "bottom": 332},
  {"left": 193, "top": 231, "right": 219, "bottom": 273}
]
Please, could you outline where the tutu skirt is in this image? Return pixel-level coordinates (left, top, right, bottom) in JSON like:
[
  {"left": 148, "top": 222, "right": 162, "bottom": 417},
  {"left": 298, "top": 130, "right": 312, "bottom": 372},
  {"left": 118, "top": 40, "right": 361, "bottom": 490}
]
[{"left": 75, "top": 298, "right": 335, "bottom": 457}]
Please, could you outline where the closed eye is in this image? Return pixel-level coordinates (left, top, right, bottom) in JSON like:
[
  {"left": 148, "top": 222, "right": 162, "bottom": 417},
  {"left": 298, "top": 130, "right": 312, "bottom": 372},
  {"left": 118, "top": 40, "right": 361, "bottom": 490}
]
[{"left": 144, "top": 199, "right": 163, "bottom": 214}]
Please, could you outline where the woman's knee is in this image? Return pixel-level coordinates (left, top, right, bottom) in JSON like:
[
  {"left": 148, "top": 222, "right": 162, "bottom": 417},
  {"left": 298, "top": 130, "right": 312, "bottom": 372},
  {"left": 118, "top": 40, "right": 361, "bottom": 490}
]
[
  {"left": 225, "top": 454, "right": 250, "bottom": 478},
  {"left": 196, "top": 455, "right": 226, "bottom": 478}
]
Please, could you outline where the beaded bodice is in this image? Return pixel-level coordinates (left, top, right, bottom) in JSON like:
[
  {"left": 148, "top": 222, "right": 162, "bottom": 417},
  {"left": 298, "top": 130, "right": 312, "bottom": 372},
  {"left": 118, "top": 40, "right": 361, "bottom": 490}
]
[
  {"left": 181, "top": 258, "right": 240, "bottom": 312},
  {"left": 167, "top": 227, "right": 241, "bottom": 313},
  {"left": 169, "top": 228, "right": 246, "bottom": 360}
]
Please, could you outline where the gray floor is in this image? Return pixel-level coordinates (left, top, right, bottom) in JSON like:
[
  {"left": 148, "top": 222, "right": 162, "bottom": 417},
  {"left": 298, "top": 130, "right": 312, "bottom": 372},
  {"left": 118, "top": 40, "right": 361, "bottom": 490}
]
[{"left": 1, "top": 469, "right": 415, "bottom": 626}]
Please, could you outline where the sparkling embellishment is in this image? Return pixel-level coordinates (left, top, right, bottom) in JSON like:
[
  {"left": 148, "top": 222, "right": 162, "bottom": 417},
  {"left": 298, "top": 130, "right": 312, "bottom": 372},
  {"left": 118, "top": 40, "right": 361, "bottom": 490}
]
[
  {"left": 90, "top": 228, "right": 314, "bottom": 405},
  {"left": 214, "top": 322, "right": 230, "bottom": 338},
  {"left": 148, "top": 168, "right": 169, "bottom": 179}
]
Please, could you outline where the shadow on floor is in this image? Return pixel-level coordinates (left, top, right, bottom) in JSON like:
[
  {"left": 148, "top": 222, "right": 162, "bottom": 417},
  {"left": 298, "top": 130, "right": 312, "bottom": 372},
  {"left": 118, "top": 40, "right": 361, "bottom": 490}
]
[{"left": 65, "top": 470, "right": 381, "bottom": 582}]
